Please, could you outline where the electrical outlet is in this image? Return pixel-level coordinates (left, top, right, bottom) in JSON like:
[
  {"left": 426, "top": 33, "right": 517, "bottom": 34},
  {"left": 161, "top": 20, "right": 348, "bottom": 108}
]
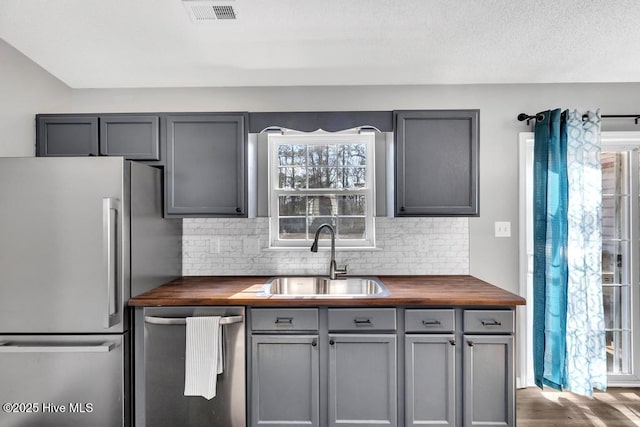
[{"left": 494, "top": 221, "right": 511, "bottom": 238}]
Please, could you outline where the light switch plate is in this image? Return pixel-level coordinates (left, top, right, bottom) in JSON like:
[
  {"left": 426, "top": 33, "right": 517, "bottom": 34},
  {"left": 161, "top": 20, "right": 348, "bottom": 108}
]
[{"left": 494, "top": 221, "right": 511, "bottom": 238}]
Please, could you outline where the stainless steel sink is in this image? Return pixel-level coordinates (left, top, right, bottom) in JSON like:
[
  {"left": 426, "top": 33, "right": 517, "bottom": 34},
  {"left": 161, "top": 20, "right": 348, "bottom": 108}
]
[{"left": 258, "top": 276, "right": 389, "bottom": 297}]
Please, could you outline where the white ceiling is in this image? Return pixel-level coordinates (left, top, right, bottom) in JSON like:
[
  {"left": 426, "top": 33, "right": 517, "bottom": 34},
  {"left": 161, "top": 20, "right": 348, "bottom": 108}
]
[{"left": 1, "top": 0, "right": 640, "bottom": 89}]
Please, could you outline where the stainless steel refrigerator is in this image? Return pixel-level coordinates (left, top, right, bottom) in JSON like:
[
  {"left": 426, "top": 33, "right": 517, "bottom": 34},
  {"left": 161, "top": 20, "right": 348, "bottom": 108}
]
[{"left": 0, "top": 157, "right": 182, "bottom": 427}]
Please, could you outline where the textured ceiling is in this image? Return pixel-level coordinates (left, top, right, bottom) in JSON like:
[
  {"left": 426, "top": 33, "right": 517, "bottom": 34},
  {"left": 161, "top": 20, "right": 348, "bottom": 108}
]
[{"left": 1, "top": 0, "right": 639, "bottom": 88}]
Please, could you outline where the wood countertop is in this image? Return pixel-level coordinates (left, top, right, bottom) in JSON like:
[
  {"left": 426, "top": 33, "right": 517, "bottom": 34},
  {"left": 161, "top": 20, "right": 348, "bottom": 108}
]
[{"left": 129, "top": 275, "right": 526, "bottom": 307}]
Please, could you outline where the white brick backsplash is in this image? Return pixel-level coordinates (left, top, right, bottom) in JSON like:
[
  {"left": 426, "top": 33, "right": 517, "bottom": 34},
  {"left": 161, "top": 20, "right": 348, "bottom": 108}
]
[{"left": 182, "top": 217, "right": 469, "bottom": 276}]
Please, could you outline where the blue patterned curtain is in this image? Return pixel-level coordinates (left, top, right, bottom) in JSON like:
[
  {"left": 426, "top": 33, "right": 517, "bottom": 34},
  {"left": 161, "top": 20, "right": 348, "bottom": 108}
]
[{"left": 532, "top": 108, "right": 607, "bottom": 396}]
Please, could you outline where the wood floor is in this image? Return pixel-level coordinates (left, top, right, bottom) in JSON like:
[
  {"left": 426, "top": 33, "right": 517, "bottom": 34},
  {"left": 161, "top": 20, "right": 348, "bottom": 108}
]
[{"left": 517, "top": 387, "right": 640, "bottom": 426}]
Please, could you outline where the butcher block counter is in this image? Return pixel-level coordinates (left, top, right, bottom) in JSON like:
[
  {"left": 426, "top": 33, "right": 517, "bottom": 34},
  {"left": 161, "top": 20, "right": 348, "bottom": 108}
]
[{"left": 128, "top": 275, "right": 525, "bottom": 307}]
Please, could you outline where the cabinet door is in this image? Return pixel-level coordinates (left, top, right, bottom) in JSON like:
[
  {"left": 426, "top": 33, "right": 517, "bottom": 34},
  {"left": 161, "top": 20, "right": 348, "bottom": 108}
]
[
  {"left": 463, "top": 335, "right": 514, "bottom": 427},
  {"left": 36, "top": 115, "right": 99, "bottom": 156},
  {"left": 251, "top": 335, "right": 319, "bottom": 427},
  {"left": 405, "top": 335, "right": 456, "bottom": 427},
  {"left": 328, "top": 334, "right": 397, "bottom": 427},
  {"left": 166, "top": 114, "right": 247, "bottom": 217},
  {"left": 394, "top": 110, "right": 479, "bottom": 216},
  {"left": 99, "top": 115, "right": 160, "bottom": 160}
]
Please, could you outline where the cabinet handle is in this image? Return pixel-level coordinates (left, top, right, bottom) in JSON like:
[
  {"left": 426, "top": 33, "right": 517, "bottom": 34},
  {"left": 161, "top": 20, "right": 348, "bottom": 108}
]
[
  {"left": 236, "top": 207, "right": 242, "bottom": 213},
  {"left": 481, "top": 320, "right": 502, "bottom": 326},
  {"left": 467, "top": 340, "right": 475, "bottom": 347},
  {"left": 354, "top": 318, "right": 372, "bottom": 326},
  {"left": 311, "top": 339, "right": 317, "bottom": 347},
  {"left": 400, "top": 206, "right": 405, "bottom": 212},
  {"left": 329, "top": 339, "right": 335, "bottom": 346},
  {"left": 275, "top": 317, "right": 293, "bottom": 324},
  {"left": 449, "top": 339, "right": 456, "bottom": 346},
  {"left": 422, "top": 319, "right": 442, "bottom": 326}
]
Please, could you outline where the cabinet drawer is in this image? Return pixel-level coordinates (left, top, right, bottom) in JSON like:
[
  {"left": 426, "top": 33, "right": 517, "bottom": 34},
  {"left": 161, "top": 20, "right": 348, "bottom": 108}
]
[
  {"left": 463, "top": 310, "right": 513, "bottom": 334},
  {"left": 251, "top": 308, "right": 318, "bottom": 331},
  {"left": 405, "top": 309, "right": 455, "bottom": 333},
  {"left": 328, "top": 308, "right": 396, "bottom": 331}
]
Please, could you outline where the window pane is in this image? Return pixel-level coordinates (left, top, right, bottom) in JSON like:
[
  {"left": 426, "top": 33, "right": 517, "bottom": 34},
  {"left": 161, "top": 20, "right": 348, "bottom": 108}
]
[
  {"left": 279, "top": 195, "right": 306, "bottom": 216},
  {"left": 278, "top": 144, "right": 306, "bottom": 166},
  {"left": 601, "top": 152, "right": 629, "bottom": 195},
  {"left": 278, "top": 218, "right": 306, "bottom": 239},
  {"left": 307, "top": 195, "right": 336, "bottom": 216},
  {"left": 602, "top": 196, "right": 629, "bottom": 240},
  {"left": 278, "top": 167, "right": 307, "bottom": 189},
  {"left": 338, "top": 167, "right": 367, "bottom": 188},
  {"left": 603, "top": 285, "right": 622, "bottom": 330},
  {"left": 606, "top": 330, "right": 631, "bottom": 374},
  {"left": 308, "top": 145, "right": 338, "bottom": 167},
  {"left": 337, "top": 144, "right": 367, "bottom": 166},
  {"left": 308, "top": 167, "right": 337, "bottom": 188},
  {"left": 338, "top": 195, "right": 366, "bottom": 216},
  {"left": 308, "top": 217, "right": 336, "bottom": 238},
  {"left": 338, "top": 218, "right": 366, "bottom": 239},
  {"left": 602, "top": 241, "right": 630, "bottom": 285}
]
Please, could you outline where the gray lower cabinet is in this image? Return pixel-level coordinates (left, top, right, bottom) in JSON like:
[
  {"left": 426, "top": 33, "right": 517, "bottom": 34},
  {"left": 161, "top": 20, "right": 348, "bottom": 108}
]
[
  {"left": 328, "top": 334, "right": 397, "bottom": 427},
  {"left": 249, "top": 307, "right": 515, "bottom": 427},
  {"left": 394, "top": 110, "right": 479, "bottom": 216},
  {"left": 165, "top": 113, "right": 248, "bottom": 217},
  {"left": 405, "top": 335, "right": 456, "bottom": 426},
  {"left": 36, "top": 114, "right": 160, "bottom": 161},
  {"left": 251, "top": 335, "right": 320, "bottom": 427},
  {"left": 463, "top": 335, "right": 514, "bottom": 427},
  {"left": 463, "top": 309, "right": 515, "bottom": 427}
]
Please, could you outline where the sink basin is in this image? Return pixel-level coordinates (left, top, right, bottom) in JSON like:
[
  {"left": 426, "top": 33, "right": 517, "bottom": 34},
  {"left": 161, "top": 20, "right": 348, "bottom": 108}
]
[{"left": 259, "top": 276, "right": 389, "bottom": 297}]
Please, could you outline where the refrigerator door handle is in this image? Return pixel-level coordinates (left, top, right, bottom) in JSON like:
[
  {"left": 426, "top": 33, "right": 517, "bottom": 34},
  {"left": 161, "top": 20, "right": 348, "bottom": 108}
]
[
  {"left": 103, "top": 197, "right": 120, "bottom": 329},
  {"left": 0, "top": 341, "right": 116, "bottom": 353}
]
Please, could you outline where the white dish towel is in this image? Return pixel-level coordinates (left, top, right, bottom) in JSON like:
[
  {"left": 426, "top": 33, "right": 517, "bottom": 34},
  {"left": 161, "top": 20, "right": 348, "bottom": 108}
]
[{"left": 184, "top": 316, "right": 223, "bottom": 400}]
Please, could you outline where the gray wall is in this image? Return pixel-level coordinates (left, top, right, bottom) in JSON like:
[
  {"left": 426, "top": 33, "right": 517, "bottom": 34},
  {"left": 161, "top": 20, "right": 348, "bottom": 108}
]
[
  {"left": 0, "top": 38, "right": 71, "bottom": 156},
  {"left": 3, "top": 36, "right": 640, "bottom": 294}
]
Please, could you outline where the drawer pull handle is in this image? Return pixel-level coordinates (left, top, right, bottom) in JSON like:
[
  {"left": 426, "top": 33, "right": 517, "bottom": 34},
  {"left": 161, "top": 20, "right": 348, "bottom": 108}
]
[
  {"left": 311, "top": 339, "right": 317, "bottom": 347},
  {"left": 467, "top": 340, "right": 475, "bottom": 347},
  {"left": 354, "top": 318, "right": 372, "bottom": 326},
  {"left": 275, "top": 317, "right": 293, "bottom": 324},
  {"left": 449, "top": 339, "right": 456, "bottom": 346},
  {"left": 481, "top": 320, "right": 502, "bottom": 326},
  {"left": 329, "top": 339, "right": 335, "bottom": 346},
  {"left": 422, "top": 320, "right": 442, "bottom": 326}
]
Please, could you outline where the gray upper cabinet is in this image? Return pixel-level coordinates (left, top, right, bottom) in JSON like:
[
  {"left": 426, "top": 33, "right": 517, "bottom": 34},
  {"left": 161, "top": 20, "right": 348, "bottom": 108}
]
[
  {"left": 37, "top": 115, "right": 99, "bottom": 157},
  {"left": 165, "top": 113, "right": 248, "bottom": 217},
  {"left": 99, "top": 115, "right": 159, "bottom": 160},
  {"left": 394, "top": 110, "right": 479, "bottom": 216},
  {"left": 36, "top": 114, "right": 160, "bottom": 161}
]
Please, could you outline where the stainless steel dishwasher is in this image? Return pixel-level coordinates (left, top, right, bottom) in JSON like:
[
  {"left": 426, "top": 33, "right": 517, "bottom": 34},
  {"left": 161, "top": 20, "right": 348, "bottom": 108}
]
[{"left": 134, "top": 306, "right": 246, "bottom": 427}]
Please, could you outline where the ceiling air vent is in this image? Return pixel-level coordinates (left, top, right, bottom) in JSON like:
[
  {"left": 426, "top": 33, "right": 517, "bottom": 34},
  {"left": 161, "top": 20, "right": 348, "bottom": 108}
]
[{"left": 182, "top": 0, "right": 237, "bottom": 22}]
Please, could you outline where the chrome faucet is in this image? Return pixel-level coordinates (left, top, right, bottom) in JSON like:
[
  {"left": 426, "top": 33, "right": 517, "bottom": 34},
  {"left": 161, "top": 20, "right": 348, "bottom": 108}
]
[{"left": 310, "top": 223, "right": 348, "bottom": 280}]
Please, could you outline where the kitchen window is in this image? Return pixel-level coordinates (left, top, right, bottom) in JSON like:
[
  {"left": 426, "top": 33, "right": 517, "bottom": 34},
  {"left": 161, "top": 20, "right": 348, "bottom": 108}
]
[{"left": 268, "top": 131, "right": 376, "bottom": 248}]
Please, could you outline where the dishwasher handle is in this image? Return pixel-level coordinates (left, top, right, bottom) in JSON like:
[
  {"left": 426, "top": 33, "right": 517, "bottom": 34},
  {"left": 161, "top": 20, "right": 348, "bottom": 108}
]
[{"left": 144, "top": 315, "right": 243, "bottom": 326}]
